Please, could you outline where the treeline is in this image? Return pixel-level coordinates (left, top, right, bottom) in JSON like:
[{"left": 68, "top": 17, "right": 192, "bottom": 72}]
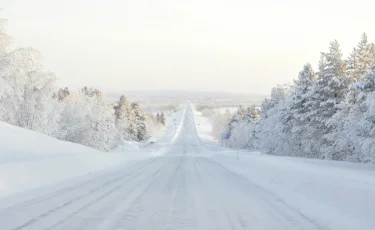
[
  {"left": 0, "top": 17, "right": 165, "bottom": 151},
  {"left": 224, "top": 33, "right": 375, "bottom": 163}
]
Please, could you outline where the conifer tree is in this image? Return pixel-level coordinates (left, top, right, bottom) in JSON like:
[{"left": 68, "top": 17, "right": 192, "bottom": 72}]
[{"left": 160, "top": 112, "right": 166, "bottom": 126}]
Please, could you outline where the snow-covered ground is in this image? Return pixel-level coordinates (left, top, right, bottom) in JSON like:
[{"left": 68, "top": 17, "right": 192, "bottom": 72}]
[
  {"left": 0, "top": 107, "right": 184, "bottom": 197},
  {"left": 0, "top": 104, "right": 374, "bottom": 230},
  {"left": 192, "top": 105, "right": 375, "bottom": 230},
  {"left": 192, "top": 107, "right": 216, "bottom": 143}
]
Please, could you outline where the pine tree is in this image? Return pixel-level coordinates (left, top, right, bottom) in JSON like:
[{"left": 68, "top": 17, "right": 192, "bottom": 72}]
[
  {"left": 81, "top": 86, "right": 102, "bottom": 98},
  {"left": 346, "top": 48, "right": 359, "bottom": 84},
  {"left": 113, "top": 95, "right": 133, "bottom": 140},
  {"left": 56, "top": 87, "right": 70, "bottom": 102},
  {"left": 362, "top": 66, "right": 375, "bottom": 92},
  {"left": 226, "top": 105, "right": 247, "bottom": 138},
  {"left": 356, "top": 33, "right": 375, "bottom": 78},
  {"left": 260, "top": 85, "right": 289, "bottom": 118},
  {"left": 287, "top": 64, "right": 319, "bottom": 157},
  {"left": 245, "top": 105, "right": 260, "bottom": 121},
  {"left": 346, "top": 33, "right": 375, "bottom": 102},
  {"left": 310, "top": 40, "right": 347, "bottom": 124},
  {"left": 160, "top": 112, "right": 166, "bottom": 126},
  {"left": 289, "top": 64, "right": 316, "bottom": 122},
  {"left": 131, "top": 102, "right": 148, "bottom": 141},
  {"left": 305, "top": 40, "right": 348, "bottom": 159}
]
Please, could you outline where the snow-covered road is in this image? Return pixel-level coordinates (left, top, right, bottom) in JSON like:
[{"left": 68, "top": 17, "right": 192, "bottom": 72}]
[{"left": 1, "top": 104, "right": 375, "bottom": 230}]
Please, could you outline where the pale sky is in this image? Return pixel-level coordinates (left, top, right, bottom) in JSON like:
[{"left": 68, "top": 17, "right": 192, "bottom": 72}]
[{"left": 2, "top": 0, "right": 375, "bottom": 94}]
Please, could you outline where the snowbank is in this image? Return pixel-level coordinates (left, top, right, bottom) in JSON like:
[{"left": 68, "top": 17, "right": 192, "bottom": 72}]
[
  {"left": 0, "top": 122, "right": 148, "bottom": 197},
  {"left": 0, "top": 106, "right": 186, "bottom": 197}
]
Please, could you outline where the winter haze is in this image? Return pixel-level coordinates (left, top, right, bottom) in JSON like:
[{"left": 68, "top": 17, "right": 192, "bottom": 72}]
[
  {"left": 2, "top": 0, "right": 375, "bottom": 94},
  {"left": 2, "top": 1, "right": 375, "bottom": 230}
]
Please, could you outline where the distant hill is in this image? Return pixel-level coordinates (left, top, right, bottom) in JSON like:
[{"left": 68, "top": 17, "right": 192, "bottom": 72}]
[{"left": 104, "top": 90, "right": 267, "bottom": 107}]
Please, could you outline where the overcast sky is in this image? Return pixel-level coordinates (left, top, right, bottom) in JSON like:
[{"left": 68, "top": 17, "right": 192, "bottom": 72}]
[{"left": 2, "top": 0, "right": 375, "bottom": 94}]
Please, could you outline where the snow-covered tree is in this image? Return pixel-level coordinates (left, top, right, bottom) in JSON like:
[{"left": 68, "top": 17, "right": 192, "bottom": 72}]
[
  {"left": 58, "top": 89, "right": 119, "bottom": 151},
  {"left": 255, "top": 85, "right": 294, "bottom": 154},
  {"left": 160, "top": 112, "right": 166, "bottom": 126},
  {"left": 56, "top": 87, "right": 70, "bottom": 102},
  {"left": 114, "top": 95, "right": 133, "bottom": 141},
  {"left": 212, "top": 109, "right": 232, "bottom": 141},
  {"left": 245, "top": 105, "right": 260, "bottom": 121},
  {"left": 288, "top": 41, "right": 347, "bottom": 158},
  {"left": 345, "top": 33, "right": 375, "bottom": 103},
  {"left": 0, "top": 47, "right": 60, "bottom": 134},
  {"left": 226, "top": 106, "right": 247, "bottom": 140},
  {"left": 208, "top": 34, "right": 375, "bottom": 163},
  {"left": 350, "top": 33, "right": 375, "bottom": 82},
  {"left": 132, "top": 102, "right": 148, "bottom": 142},
  {"left": 260, "top": 84, "right": 289, "bottom": 117},
  {"left": 285, "top": 64, "right": 320, "bottom": 157},
  {"left": 331, "top": 91, "right": 375, "bottom": 163}
]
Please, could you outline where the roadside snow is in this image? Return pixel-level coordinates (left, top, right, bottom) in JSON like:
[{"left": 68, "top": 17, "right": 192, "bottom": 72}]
[
  {"left": 0, "top": 107, "right": 185, "bottom": 197},
  {"left": 192, "top": 104, "right": 375, "bottom": 230},
  {"left": 0, "top": 122, "right": 144, "bottom": 197},
  {"left": 192, "top": 106, "right": 216, "bottom": 143},
  {"left": 210, "top": 152, "right": 375, "bottom": 230}
]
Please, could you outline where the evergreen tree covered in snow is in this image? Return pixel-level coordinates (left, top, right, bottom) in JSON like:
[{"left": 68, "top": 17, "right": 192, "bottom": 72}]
[
  {"left": 345, "top": 34, "right": 375, "bottom": 103},
  {"left": 56, "top": 87, "right": 70, "bottom": 102},
  {"left": 226, "top": 104, "right": 262, "bottom": 149},
  {"left": 132, "top": 102, "right": 148, "bottom": 142},
  {"left": 286, "top": 64, "right": 319, "bottom": 157},
  {"left": 254, "top": 85, "right": 292, "bottom": 155},
  {"left": 160, "top": 112, "right": 166, "bottom": 126},
  {"left": 114, "top": 95, "right": 132, "bottom": 141}
]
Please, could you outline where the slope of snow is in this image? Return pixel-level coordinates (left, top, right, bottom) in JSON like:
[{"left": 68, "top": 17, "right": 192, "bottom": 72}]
[
  {"left": 0, "top": 122, "right": 141, "bottom": 197},
  {"left": 0, "top": 107, "right": 185, "bottom": 197}
]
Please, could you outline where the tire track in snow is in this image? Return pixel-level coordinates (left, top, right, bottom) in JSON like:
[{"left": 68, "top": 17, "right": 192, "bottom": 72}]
[
  {"left": 92, "top": 157, "right": 184, "bottom": 230},
  {"left": 198, "top": 157, "right": 329, "bottom": 230},
  {"left": 193, "top": 157, "right": 238, "bottom": 230},
  {"left": 0, "top": 159, "right": 157, "bottom": 213},
  {"left": 164, "top": 157, "right": 197, "bottom": 230},
  {"left": 109, "top": 158, "right": 170, "bottom": 230},
  {"left": 3, "top": 159, "right": 159, "bottom": 230},
  {"left": 43, "top": 159, "right": 168, "bottom": 230}
]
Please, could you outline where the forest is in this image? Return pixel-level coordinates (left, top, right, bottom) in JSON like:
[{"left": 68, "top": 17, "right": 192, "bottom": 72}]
[{"left": 223, "top": 34, "right": 375, "bottom": 163}]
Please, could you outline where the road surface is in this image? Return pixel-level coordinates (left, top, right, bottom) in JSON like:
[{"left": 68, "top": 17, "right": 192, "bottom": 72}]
[{"left": 0, "top": 105, "right": 373, "bottom": 230}]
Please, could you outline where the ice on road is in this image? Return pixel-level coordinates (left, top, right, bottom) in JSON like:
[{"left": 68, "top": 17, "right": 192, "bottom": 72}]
[{"left": 1, "top": 105, "right": 375, "bottom": 230}]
